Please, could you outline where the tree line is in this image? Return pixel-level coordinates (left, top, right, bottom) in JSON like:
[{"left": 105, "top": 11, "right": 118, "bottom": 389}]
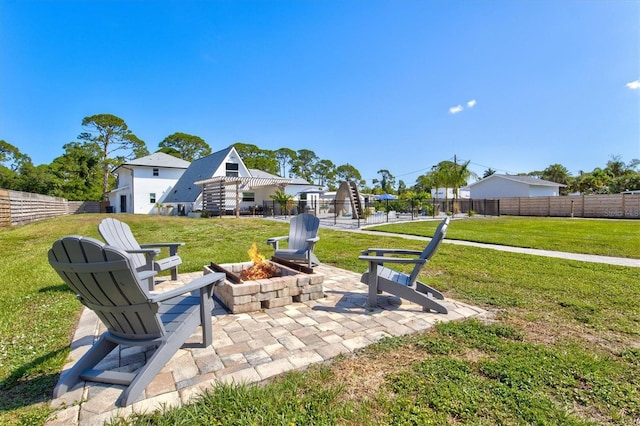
[{"left": 1, "top": 113, "right": 639, "bottom": 202}]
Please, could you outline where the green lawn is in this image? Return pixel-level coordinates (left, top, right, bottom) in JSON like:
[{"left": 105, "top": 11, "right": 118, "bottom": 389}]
[
  {"left": 366, "top": 216, "right": 640, "bottom": 259},
  {"left": 1, "top": 215, "right": 639, "bottom": 425}
]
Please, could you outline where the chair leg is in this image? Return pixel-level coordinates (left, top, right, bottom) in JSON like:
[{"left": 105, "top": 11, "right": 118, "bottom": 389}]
[
  {"left": 53, "top": 336, "right": 118, "bottom": 398},
  {"left": 366, "top": 263, "right": 379, "bottom": 310},
  {"left": 118, "top": 332, "right": 188, "bottom": 406},
  {"left": 415, "top": 280, "right": 445, "bottom": 300},
  {"left": 200, "top": 286, "right": 214, "bottom": 347},
  {"left": 378, "top": 280, "right": 448, "bottom": 314}
]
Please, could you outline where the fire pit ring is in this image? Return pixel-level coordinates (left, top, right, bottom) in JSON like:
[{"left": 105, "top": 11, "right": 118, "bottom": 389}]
[{"left": 203, "top": 259, "right": 324, "bottom": 314}]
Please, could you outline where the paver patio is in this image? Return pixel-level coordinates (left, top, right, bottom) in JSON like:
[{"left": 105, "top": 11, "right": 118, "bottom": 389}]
[{"left": 46, "top": 264, "right": 486, "bottom": 425}]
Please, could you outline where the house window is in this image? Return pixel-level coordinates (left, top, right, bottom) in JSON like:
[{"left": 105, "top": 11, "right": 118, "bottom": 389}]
[
  {"left": 226, "top": 163, "right": 239, "bottom": 177},
  {"left": 153, "top": 168, "right": 159, "bottom": 176},
  {"left": 242, "top": 192, "right": 255, "bottom": 202},
  {"left": 150, "top": 193, "right": 156, "bottom": 203}
]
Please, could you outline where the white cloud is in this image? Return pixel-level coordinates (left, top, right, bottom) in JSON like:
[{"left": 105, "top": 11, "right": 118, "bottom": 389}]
[
  {"left": 467, "top": 99, "right": 477, "bottom": 108},
  {"left": 449, "top": 105, "right": 464, "bottom": 114},
  {"left": 626, "top": 80, "right": 640, "bottom": 90}
]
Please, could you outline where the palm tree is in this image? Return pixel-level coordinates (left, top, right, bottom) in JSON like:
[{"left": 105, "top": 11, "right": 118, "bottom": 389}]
[
  {"left": 483, "top": 168, "right": 496, "bottom": 178},
  {"left": 432, "top": 160, "right": 477, "bottom": 212},
  {"left": 269, "top": 188, "right": 295, "bottom": 216},
  {"left": 542, "top": 164, "right": 570, "bottom": 184}
]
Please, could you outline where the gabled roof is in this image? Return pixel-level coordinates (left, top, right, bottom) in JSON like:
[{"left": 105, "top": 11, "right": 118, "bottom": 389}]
[
  {"left": 248, "top": 169, "right": 312, "bottom": 186},
  {"left": 116, "top": 152, "right": 191, "bottom": 170},
  {"left": 464, "top": 174, "right": 566, "bottom": 189},
  {"left": 163, "top": 147, "right": 235, "bottom": 203}
]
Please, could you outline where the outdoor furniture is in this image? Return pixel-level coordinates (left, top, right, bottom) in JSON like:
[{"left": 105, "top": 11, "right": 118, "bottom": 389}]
[
  {"left": 267, "top": 213, "right": 320, "bottom": 268},
  {"left": 48, "top": 235, "right": 225, "bottom": 407},
  {"left": 359, "top": 216, "right": 450, "bottom": 313},
  {"left": 99, "top": 217, "right": 184, "bottom": 290}
]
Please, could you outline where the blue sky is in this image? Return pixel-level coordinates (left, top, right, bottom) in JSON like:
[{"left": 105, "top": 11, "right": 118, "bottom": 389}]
[{"left": 1, "top": 0, "right": 639, "bottom": 186}]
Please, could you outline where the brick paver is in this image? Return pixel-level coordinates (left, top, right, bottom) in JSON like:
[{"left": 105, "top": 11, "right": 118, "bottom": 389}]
[{"left": 46, "top": 264, "right": 485, "bottom": 425}]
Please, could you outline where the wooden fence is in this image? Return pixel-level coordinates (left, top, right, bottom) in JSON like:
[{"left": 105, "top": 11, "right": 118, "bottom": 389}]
[
  {"left": 0, "top": 189, "right": 100, "bottom": 227},
  {"left": 1, "top": 189, "right": 638, "bottom": 228},
  {"left": 497, "top": 194, "right": 640, "bottom": 218}
]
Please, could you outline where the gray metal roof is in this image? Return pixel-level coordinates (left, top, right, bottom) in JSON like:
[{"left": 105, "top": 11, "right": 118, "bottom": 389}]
[
  {"left": 195, "top": 175, "right": 293, "bottom": 187},
  {"left": 118, "top": 152, "right": 191, "bottom": 169},
  {"left": 163, "top": 147, "right": 234, "bottom": 203},
  {"left": 249, "top": 169, "right": 311, "bottom": 185},
  {"left": 465, "top": 174, "right": 566, "bottom": 188}
]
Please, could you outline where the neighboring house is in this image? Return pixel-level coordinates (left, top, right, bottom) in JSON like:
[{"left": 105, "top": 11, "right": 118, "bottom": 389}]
[
  {"left": 162, "top": 146, "right": 317, "bottom": 215},
  {"left": 250, "top": 169, "right": 323, "bottom": 206},
  {"left": 463, "top": 174, "right": 565, "bottom": 198},
  {"left": 431, "top": 187, "right": 470, "bottom": 200},
  {"left": 107, "top": 152, "right": 190, "bottom": 214}
]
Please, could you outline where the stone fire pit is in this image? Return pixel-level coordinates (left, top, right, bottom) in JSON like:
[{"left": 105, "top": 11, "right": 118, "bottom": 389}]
[{"left": 203, "top": 259, "right": 324, "bottom": 314}]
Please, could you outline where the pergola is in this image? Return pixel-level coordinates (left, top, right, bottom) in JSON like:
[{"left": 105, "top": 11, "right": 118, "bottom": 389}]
[{"left": 194, "top": 175, "right": 293, "bottom": 218}]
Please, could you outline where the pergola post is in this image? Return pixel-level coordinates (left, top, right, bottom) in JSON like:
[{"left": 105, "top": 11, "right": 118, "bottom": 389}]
[{"left": 235, "top": 181, "right": 240, "bottom": 219}]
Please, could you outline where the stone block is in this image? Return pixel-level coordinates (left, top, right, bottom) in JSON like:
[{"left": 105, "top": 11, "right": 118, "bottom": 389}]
[
  {"left": 308, "top": 274, "right": 324, "bottom": 285},
  {"left": 302, "top": 284, "right": 324, "bottom": 294},
  {"left": 308, "top": 291, "right": 324, "bottom": 300},
  {"left": 293, "top": 294, "right": 310, "bottom": 302},
  {"left": 287, "top": 285, "right": 301, "bottom": 296},
  {"left": 257, "top": 291, "right": 277, "bottom": 301},
  {"left": 277, "top": 287, "right": 290, "bottom": 298},
  {"left": 229, "top": 282, "right": 260, "bottom": 296},
  {"left": 231, "top": 302, "right": 261, "bottom": 314},
  {"left": 260, "top": 278, "right": 287, "bottom": 292},
  {"left": 262, "top": 296, "right": 292, "bottom": 309},
  {"left": 297, "top": 276, "right": 311, "bottom": 287},
  {"left": 225, "top": 294, "right": 252, "bottom": 305}
]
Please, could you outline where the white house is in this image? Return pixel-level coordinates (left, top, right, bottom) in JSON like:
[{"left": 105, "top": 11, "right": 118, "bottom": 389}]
[
  {"left": 106, "top": 152, "right": 190, "bottom": 214},
  {"left": 431, "top": 187, "right": 470, "bottom": 200},
  {"left": 162, "top": 146, "right": 318, "bottom": 215},
  {"left": 463, "top": 174, "right": 565, "bottom": 198}
]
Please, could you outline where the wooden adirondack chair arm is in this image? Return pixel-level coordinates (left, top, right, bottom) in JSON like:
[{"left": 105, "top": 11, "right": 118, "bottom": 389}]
[
  {"left": 139, "top": 242, "right": 185, "bottom": 256},
  {"left": 150, "top": 272, "right": 225, "bottom": 304},
  {"left": 127, "top": 248, "right": 160, "bottom": 255},
  {"left": 358, "top": 255, "right": 427, "bottom": 265},
  {"left": 360, "top": 248, "right": 423, "bottom": 256},
  {"left": 306, "top": 236, "right": 320, "bottom": 243},
  {"left": 138, "top": 270, "right": 158, "bottom": 282},
  {"left": 124, "top": 248, "right": 160, "bottom": 269},
  {"left": 266, "top": 236, "right": 288, "bottom": 250}
]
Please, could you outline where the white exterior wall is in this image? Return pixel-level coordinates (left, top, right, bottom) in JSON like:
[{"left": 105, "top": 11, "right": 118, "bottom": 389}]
[
  {"left": 469, "top": 178, "right": 560, "bottom": 198},
  {"left": 108, "top": 168, "right": 134, "bottom": 213},
  {"left": 431, "top": 188, "right": 470, "bottom": 199},
  {"left": 133, "top": 167, "right": 186, "bottom": 214},
  {"left": 529, "top": 185, "right": 558, "bottom": 197},
  {"left": 469, "top": 179, "right": 529, "bottom": 198}
]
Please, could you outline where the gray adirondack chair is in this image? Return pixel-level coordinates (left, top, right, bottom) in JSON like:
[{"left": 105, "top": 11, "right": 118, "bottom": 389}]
[
  {"left": 99, "top": 217, "right": 184, "bottom": 290},
  {"left": 48, "top": 235, "right": 225, "bottom": 407},
  {"left": 359, "top": 217, "right": 450, "bottom": 313},
  {"left": 267, "top": 213, "right": 321, "bottom": 268}
]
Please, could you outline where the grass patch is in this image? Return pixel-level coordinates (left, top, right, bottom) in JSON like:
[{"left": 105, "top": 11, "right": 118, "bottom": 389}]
[
  {"left": 377, "top": 320, "right": 640, "bottom": 425},
  {"left": 366, "top": 216, "right": 640, "bottom": 259},
  {"left": 1, "top": 214, "right": 639, "bottom": 424}
]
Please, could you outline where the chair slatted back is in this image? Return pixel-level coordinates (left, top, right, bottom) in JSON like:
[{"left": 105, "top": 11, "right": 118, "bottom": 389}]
[
  {"left": 407, "top": 217, "right": 450, "bottom": 285},
  {"left": 288, "top": 213, "right": 320, "bottom": 251},
  {"left": 99, "top": 218, "right": 146, "bottom": 270},
  {"left": 48, "top": 236, "right": 165, "bottom": 340}
]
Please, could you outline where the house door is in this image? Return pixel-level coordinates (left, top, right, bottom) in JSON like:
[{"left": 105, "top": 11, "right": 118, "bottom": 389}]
[{"left": 120, "top": 195, "right": 127, "bottom": 213}]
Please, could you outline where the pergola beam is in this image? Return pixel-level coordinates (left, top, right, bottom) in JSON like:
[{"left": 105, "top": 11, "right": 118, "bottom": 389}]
[{"left": 194, "top": 176, "right": 294, "bottom": 216}]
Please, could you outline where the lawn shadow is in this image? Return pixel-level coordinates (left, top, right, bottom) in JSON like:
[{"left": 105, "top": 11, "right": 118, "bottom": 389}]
[
  {"left": 39, "top": 284, "right": 74, "bottom": 294},
  {"left": 0, "top": 347, "right": 67, "bottom": 412},
  {"left": 315, "top": 288, "right": 425, "bottom": 314}
]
